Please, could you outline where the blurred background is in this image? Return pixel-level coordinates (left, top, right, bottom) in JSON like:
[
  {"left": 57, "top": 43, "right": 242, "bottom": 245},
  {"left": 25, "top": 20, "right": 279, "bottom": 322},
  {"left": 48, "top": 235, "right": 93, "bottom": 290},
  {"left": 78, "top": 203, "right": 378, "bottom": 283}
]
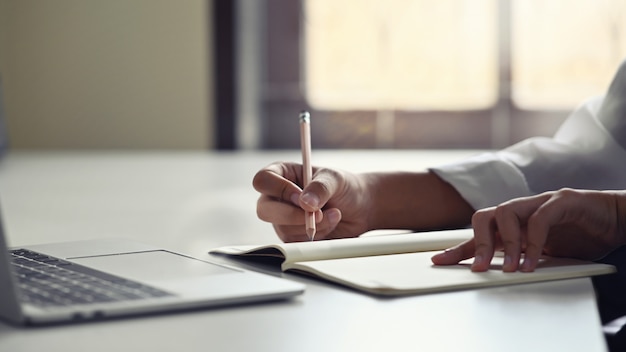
[{"left": 0, "top": 0, "right": 625, "bottom": 151}]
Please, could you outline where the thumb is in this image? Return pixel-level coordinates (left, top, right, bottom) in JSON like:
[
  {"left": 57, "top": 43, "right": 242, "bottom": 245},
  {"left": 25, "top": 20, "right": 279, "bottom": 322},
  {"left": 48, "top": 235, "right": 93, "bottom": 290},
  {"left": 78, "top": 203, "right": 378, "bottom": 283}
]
[{"left": 299, "top": 168, "right": 342, "bottom": 211}]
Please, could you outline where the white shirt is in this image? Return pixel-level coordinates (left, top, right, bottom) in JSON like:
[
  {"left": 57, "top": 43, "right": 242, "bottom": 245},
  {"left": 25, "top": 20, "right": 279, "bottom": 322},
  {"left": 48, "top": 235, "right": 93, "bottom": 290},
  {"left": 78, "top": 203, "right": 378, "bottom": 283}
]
[{"left": 431, "top": 60, "right": 626, "bottom": 210}]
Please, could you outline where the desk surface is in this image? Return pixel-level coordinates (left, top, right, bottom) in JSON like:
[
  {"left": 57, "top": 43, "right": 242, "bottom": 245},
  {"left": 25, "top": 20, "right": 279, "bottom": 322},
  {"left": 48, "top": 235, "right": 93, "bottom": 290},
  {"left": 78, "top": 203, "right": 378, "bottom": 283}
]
[{"left": 0, "top": 150, "right": 608, "bottom": 352}]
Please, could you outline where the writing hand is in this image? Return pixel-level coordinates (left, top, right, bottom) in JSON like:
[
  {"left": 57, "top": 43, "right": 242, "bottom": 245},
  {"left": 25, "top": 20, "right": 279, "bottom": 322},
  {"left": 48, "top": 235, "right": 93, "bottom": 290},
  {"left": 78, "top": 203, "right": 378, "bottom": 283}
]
[{"left": 252, "top": 162, "right": 371, "bottom": 242}]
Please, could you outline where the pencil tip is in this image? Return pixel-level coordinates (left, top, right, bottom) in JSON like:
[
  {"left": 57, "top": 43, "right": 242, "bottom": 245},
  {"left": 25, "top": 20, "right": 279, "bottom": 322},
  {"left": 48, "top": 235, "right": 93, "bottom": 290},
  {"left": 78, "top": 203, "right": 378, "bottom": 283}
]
[{"left": 307, "top": 228, "right": 316, "bottom": 241}]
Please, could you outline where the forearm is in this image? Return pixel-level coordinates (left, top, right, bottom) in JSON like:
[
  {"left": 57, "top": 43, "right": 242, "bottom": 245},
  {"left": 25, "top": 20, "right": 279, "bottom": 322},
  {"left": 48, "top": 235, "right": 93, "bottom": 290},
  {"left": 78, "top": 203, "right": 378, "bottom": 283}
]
[{"left": 363, "top": 171, "right": 474, "bottom": 232}]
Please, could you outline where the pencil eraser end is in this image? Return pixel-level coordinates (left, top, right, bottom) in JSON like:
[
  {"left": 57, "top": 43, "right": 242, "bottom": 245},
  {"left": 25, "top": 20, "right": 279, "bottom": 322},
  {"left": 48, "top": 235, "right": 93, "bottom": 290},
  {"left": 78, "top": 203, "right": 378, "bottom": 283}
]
[{"left": 299, "top": 110, "right": 310, "bottom": 123}]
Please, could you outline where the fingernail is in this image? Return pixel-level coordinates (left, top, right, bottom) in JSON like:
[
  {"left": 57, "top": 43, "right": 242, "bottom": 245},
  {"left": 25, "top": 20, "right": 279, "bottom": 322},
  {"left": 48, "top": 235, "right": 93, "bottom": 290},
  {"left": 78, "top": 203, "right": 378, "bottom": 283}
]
[
  {"left": 437, "top": 248, "right": 454, "bottom": 258},
  {"left": 503, "top": 255, "right": 514, "bottom": 272},
  {"left": 471, "top": 255, "right": 483, "bottom": 270},
  {"left": 434, "top": 249, "right": 451, "bottom": 260},
  {"left": 301, "top": 192, "right": 320, "bottom": 208},
  {"left": 521, "top": 258, "right": 535, "bottom": 272},
  {"left": 503, "top": 255, "right": 512, "bottom": 267}
]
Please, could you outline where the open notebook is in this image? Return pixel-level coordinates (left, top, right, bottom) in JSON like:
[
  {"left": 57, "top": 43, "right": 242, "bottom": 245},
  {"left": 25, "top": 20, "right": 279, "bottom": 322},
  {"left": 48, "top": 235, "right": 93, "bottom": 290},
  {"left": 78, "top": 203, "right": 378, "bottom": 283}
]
[{"left": 210, "top": 229, "right": 616, "bottom": 296}]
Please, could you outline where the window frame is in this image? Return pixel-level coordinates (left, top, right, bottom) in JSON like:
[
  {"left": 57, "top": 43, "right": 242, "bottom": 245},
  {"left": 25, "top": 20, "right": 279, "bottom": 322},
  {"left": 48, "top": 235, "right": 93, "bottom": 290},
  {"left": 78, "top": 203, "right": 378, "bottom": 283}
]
[{"left": 229, "top": 0, "right": 571, "bottom": 150}]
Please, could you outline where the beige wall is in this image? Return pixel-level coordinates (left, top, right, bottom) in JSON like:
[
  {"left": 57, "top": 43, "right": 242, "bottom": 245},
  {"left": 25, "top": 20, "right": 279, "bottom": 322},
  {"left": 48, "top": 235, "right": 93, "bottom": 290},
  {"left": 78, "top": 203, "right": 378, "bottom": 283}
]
[
  {"left": 0, "top": 0, "right": 213, "bottom": 149},
  {"left": 0, "top": 0, "right": 7, "bottom": 104}
]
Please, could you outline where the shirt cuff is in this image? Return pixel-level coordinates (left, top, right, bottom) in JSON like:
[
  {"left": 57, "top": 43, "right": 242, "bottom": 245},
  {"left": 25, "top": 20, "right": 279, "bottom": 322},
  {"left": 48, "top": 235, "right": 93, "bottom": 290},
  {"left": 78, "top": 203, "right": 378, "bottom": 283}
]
[{"left": 430, "top": 153, "right": 532, "bottom": 210}]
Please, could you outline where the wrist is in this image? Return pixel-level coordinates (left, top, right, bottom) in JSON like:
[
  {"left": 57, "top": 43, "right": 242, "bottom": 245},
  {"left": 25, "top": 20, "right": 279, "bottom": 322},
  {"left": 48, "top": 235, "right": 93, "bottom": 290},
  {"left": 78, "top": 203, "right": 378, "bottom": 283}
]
[
  {"left": 358, "top": 172, "right": 383, "bottom": 232},
  {"left": 360, "top": 171, "right": 473, "bottom": 232}
]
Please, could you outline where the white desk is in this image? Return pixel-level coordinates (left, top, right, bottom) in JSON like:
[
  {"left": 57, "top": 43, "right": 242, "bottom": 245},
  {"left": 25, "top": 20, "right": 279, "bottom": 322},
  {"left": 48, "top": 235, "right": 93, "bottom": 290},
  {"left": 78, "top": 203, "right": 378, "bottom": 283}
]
[{"left": 0, "top": 150, "right": 608, "bottom": 351}]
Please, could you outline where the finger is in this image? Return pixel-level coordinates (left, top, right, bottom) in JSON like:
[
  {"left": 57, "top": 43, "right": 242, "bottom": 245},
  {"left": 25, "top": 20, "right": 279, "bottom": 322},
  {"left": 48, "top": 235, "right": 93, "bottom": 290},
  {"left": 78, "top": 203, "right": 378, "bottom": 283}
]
[
  {"left": 315, "top": 208, "right": 345, "bottom": 240},
  {"left": 521, "top": 195, "right": 567, "bottom": 272},
  {"left": 487, "top": 193, "right": 554, "bottom": 271},
  {"left": 256, "top": 195, "right": 306, "bottom": 226},
  {"left": 274, "top": 224, "right": 311, "bottom": 243},
  {"left": 470, "top": 208, "right": 497, "bottom": 272},
  {"left": 492, "top": 205, "right": 524, "bottom": 272},
  {"left": 275, "top": 209, "right": 339, "bottom": 242},
  {"left": 430, "top": 239, "right": 476, "bottom": 265},
  {"left": 252, "top": 163, "right": 303, "bottom": 204}
]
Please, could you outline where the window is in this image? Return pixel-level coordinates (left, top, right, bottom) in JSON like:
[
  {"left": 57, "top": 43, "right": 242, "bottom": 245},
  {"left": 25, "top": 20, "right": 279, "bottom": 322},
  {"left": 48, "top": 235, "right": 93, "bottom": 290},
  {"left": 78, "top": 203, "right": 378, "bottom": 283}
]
[
  {"left": 232, "top": 0, "right": 626, "bottom": 149},
  {"left": 305, "top": 0, "right": 498, "bottom": 111},
  {"left": 512, "top": 0, "right": 626, "bottom": 109}
]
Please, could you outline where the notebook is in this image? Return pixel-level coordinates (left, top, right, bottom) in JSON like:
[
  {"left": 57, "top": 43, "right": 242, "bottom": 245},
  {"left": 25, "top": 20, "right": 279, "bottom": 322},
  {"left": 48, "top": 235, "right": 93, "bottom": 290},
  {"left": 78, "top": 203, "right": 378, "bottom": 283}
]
[
  {"left": 211, "top": 229, "right": 616, "bottom": 296},
  {"left": 0, "top": 209, "right": 304, "bottom": 325}
]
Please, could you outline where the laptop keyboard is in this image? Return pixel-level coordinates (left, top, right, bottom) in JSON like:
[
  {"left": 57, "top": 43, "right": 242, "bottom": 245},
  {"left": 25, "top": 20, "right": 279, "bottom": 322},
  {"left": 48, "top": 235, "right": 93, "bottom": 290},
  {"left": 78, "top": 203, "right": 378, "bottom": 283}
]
[{"left": 10, "top": 249, "right": 173, "bottom": 307}]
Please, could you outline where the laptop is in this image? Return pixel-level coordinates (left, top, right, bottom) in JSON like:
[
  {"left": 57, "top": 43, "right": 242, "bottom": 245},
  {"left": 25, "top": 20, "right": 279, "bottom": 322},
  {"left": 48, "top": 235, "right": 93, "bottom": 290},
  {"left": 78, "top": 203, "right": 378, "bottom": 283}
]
[{"left": 0, "top": 212, "right": 304, "bottom": 325}]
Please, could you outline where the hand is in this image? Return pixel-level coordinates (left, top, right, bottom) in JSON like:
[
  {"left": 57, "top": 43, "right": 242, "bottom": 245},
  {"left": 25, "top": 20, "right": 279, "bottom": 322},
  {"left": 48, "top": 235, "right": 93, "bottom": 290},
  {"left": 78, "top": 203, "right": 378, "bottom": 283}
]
[
  {"left": 431, "top": 188, "right": 626, "bottom": 272},
  {"left": 253, "top": 162, "right": 474, "bottom": 242},
  {"left": 252, "top": 162, "right": 372, "bottom": 242}
]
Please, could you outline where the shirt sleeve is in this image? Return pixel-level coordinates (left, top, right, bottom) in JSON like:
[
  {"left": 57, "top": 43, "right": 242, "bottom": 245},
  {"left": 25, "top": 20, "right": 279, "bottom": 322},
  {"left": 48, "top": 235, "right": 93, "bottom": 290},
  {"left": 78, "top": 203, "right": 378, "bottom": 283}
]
[{"left": 430, "top": 60, "right": 626, "bottom": 210}]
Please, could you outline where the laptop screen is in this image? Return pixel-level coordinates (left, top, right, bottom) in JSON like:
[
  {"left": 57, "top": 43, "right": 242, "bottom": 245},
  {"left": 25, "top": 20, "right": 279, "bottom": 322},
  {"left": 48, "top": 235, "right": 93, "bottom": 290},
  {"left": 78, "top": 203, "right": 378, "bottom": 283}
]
[{"left": 0, "top": 212, "right": 25, "bottom": 323}]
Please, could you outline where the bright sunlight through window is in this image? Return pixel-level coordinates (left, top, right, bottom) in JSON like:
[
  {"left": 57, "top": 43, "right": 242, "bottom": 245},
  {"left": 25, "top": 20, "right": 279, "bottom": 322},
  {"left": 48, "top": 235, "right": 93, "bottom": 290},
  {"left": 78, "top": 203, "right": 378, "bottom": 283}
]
[
  {"left": 512, "top": 0, "right": 626, "bottom": 109},
  {"left": 304, "top": 0, "right": 626, "bottom": 111}
]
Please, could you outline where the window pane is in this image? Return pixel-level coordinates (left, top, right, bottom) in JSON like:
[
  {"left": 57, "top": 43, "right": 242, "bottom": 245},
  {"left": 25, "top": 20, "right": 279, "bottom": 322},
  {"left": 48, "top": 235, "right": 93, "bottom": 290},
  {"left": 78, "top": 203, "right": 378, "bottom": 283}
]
[
  {"left": 512, "top": 0, "right": 626, "bottom": 109},
  {"left": 304, "top": 0, "right": 498, "bottom": 111}
]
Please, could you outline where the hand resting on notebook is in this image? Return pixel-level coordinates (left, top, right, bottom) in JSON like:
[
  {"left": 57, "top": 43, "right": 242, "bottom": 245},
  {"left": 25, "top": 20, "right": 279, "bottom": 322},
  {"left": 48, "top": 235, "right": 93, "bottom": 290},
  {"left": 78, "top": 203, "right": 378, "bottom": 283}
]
[{"left": 431, "top": 188, "right": 626, "bottom": 272}]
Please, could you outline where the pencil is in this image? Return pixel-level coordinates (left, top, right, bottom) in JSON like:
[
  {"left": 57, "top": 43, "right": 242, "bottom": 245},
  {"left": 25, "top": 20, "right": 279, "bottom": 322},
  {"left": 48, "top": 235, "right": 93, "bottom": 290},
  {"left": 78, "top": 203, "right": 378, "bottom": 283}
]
[{"left": 299, "top": 110, "right": 316, "bottom": 241}]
